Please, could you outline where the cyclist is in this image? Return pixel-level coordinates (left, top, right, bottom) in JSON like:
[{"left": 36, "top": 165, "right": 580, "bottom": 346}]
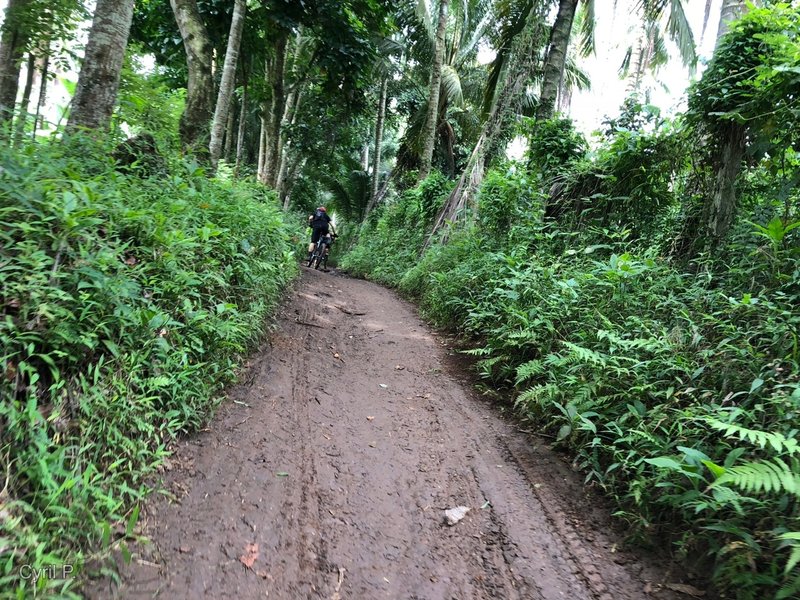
[{"left": 307, "top": 206, "right": 335, "bottom": 262}]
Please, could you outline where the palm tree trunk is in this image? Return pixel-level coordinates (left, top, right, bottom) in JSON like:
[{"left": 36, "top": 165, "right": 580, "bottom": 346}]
[
  {"left": 265, "top": 31, "right": 288, "bottom": 188},
  {"left": 716, "top": 0, "right": 746, "bottom": 46},
  {"left": 224, "top": 102, "right": 235, "bottom": 161},
  {"left": 0, "top": 0, "right": 31, "bottom": 129},
  {"left": 703, "top": 0, "right": 749, "bottom": 243},
  {"left": 208, "top": 0, "right": 246, "bottom": 171},
  {"left": 32, "top": 49, "right": 49, "bottom": 137},
  {"left": 13, "top": 51, "right": 35, "bottom": 145},
  {"left": 368, "top": 77, "right": 388, "bottom": 210},
  {"left": 67, "top": 0, "right": 136, "bottom": 132},
  {"left": 257, "top": 112, "right": 267, "bottom": 183},
  {"left": 418, "top": 0, "right": 449, "bottom": 181},
  {"left": 170, "top": 0, "right": 214, "bottom": 151},
  {"left": 536, "top": 0, "right": 578, "bottom": 121},
  {"left": 706, "top": 122, "right": 745, "bottom": 240},
  {"left": 234, "top": 81, "right": 247, "bottom": 177}
]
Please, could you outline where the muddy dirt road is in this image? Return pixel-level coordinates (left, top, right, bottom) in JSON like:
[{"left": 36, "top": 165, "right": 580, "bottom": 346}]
[{"left": 94, "top": 268, "right": 693, "bottom": 599}]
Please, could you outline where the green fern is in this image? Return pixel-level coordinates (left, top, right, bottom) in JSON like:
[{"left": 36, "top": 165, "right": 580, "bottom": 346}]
[
  {"left": 713, "top": 458, "right": 800, "bottom": 498},
  {"left": 515, "top": 359, "right": 545, "bottom": 385},
  {"left": 705, "top": 418, "right": 800, "bottom": 455},
  {"left": 562, "top": 341, "right": 608, "bottom": 366}
]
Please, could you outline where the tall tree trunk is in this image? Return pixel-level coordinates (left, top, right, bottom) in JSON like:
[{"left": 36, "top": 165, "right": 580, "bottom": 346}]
[
  {"left": 234, "top": 81, "right": 247, "bottom": 177},
  {"left": 208, "top": 0, "right": 246, "bottom": 172},
  {"left": 716, "top": 0, "right": 746, "bottom": 46},
  {"left": 257, "top": 110, "right": 267, "bottom": 183},
  {"left": 281, "top": 157, "right": 305, "bottom": 210},
  {"left": 170, "top": 0, "right": 214, "bottom": 151},
  {"left": 275, "top": 83, "right": 305, "bottom": 197},
  {"left": 224, "top": 101, "right": 235, "bottom": 161},
  {"left": 368, "top": 77, "right": 388, "bottom": 211},
  {"left": 264, "top": 31, "right": 288, "bottom": 188},
  {"left": 418, "top": 0, "right": 449, "bottom": 181},
  {"left": 0, "top": 0, "right": 31, "bottom": 129},
  {"left": 12, "top": 51, "right": 35, "bottom": 144},
  {"left": 706, "top": 122, "right": 746, "bottom": 240},
  {"left": 67, "top": 0, "right": 135, "bottom": 132},
  {"left": 703, "top": 0, "right": 749, "bottom": 243},
  {"left": 625, "top": 25, "right": 653, "bottom": 95},
  {"left": 429, "top": 9, "right": 547, "bottom": 241},
  {"left": 360, "top": 143, "right": 369, "bottom": 172},
  {"left": 32, "top": 49, "right": 49, "bottom": 137},
  {"left": 536, "top": 0, "right": 578, "bottom": 121}
]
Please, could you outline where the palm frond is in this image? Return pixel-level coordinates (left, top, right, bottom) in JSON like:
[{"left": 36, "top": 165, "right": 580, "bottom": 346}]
[
  {"left": 618, "top": 46, "right": 633, "bottom": 77},
  {"left": 578, "top": 0, "right": 596, "bottom": 57},
  {"left": 564, "top": 52, "right": 591, "bottom": 92},
  {"left": 665, "top": 0, "right": 697, "bottom": 68},
  {"left": 481, "top": 0, "right": 535, "bottom": 117},
  {"left": 456, "top": 9, "right": 493, "bottom": 67},
  {"left": 441, "top": 64, "right": 464, "bottom": 106}
]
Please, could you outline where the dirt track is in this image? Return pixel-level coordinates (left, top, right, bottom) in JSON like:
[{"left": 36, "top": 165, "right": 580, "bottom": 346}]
[{"left": 91, "top": 267, "right": 696, "bottom": 599}]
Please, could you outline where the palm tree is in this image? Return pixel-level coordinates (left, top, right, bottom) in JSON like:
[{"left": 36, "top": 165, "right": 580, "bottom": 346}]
[{"left": 419, "top": 0, "right": 449, "bottom": 180}]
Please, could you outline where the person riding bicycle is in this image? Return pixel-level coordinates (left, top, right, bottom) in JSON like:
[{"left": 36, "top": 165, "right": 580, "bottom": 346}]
[{"left": 307, "top": 206, "right": 335, "bottom": 262}]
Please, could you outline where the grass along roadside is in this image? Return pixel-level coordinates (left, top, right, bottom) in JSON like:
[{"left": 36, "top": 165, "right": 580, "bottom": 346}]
[{"left": 0, "top": 138, "right": 300, "bottom": 598}]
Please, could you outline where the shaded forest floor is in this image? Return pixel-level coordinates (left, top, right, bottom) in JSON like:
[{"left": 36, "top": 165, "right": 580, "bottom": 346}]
[{"left": 88, "top": 268, "right": 701, "bottom": 599}]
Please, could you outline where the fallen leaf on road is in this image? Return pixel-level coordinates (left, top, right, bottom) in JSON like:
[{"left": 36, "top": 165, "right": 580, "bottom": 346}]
[
  {"left": 665, "top": 583, "right": 705, "bottom": 597},
  {"left": 395, "top": 365, "right": 405, "bottom": 370},
  {"left": 276, "top": 472, "right": 289, "bottom": 477},
  {"left": 379, "top": 384, "right": 388, "bottom": 389},
  {"left": 367, "top": 416, "right": 375, "bottom": 421},
  {"left": 239, "top": 543, "right": 259, "bottom": 569}
]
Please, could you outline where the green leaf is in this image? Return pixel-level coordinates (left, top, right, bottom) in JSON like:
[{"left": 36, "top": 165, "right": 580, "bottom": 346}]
[
  {"left": 126, "top": 505, "right": 140, "bottom": 537},
  {"left": 644, "top": 457, "right": 683, "bottom": 470}
]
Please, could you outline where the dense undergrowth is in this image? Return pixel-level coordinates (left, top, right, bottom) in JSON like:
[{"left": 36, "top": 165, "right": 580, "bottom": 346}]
[
  {"left": 0, "top": 138, "right": 299, "bottom": 597},
  {"left": 341, "top": 98, "right": 800, "bottom": 600}
]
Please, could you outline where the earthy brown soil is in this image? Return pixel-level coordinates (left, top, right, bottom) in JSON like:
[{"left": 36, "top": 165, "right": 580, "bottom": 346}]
[{"left": 89, "top": 267, "right": 700, "bottom": 599}]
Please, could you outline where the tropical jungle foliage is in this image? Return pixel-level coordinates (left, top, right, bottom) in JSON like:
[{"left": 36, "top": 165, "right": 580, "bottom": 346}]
[{"left": 1, "top": 0, "right": 798, "bottom": 598}]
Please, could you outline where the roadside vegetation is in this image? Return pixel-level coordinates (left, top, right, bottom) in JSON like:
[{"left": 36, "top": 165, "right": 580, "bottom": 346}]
[{"left": 342, "top": 7, "right": 800, "bottom": 599}]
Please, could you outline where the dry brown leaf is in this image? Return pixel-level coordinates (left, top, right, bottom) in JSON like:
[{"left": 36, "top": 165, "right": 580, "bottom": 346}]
[{"left": 239, "top": 543, "right": 259, "bottom": 569}]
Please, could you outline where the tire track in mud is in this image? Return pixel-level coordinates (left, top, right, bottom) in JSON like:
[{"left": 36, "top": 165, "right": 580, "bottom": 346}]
[{"left": 88, "top": 268, "right": 695, "bottom": 600}]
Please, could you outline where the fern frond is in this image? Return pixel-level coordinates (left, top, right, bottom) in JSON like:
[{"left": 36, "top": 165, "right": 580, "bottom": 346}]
[
  {"left": 713, "top": 459, "right": 800, "bottom": 498},
  {"left": 563, "top": 341, "right": 608, "bottom": 366},
  {"left": 514, "top": 383, "right": 559, "bottom": 409},
  {"left": 705, "top": 418, "right": 800, "bottom": 455},
  {"left": 515, "top": 359, "right": 545, "bottom": 385}
]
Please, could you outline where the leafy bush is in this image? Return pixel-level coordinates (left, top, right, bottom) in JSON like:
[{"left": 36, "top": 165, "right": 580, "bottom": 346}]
[
  {"left": 0, "top": 138, "right": 298, "bottom": 597},
  {"left": 340, "top": 172, "right": 451, "bottom": 284}
]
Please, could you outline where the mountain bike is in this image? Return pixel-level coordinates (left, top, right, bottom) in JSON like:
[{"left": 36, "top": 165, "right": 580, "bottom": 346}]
[{"left": 307, "top": 233, "right": 336, "bottom": 270}]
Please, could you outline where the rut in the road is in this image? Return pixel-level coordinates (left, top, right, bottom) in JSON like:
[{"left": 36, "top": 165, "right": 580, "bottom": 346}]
[{"left": 89, "top": 268, "right": 691, "bottom": 600}]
